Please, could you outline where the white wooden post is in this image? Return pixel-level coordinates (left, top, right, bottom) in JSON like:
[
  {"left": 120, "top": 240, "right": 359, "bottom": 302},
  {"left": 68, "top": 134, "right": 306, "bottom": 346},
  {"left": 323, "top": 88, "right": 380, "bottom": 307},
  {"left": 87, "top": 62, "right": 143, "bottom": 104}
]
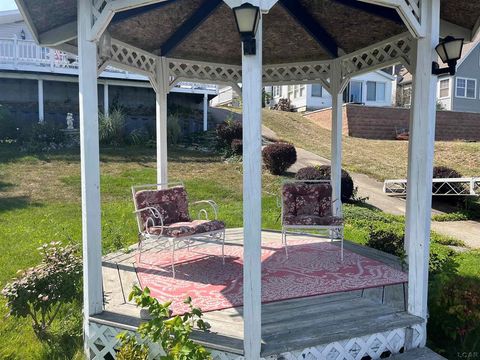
[
  {"left": 242, "top": 16, "right": 263, "bottom": 360},
  {"left": 155, "top": 58, "right": 169, "bottom": 185},
  {"left": 38, "top": 79, "right": 44, "bottom": 123},
  {"left": 330, "top": 60, "right": 343, "bottom": 217},
  {"left": 13, "top": 35, "right": 17, "bottom": 69},
  {"left": 78, "top": 0, "right": 104, "bottom": 353},
  {"left": 103, "top": 82, "right": 109, "bottom": 116},
  {"left": 203, "top": 92, "right": 208, "bottom": 131},
  {"left": 405, "top": 0, "right": 439, "bottom": 341}
]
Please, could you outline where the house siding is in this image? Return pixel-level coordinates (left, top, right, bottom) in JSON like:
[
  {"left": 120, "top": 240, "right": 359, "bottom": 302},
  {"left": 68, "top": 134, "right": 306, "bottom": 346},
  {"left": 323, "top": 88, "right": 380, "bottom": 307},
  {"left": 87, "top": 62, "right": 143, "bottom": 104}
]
[
  {"left": 0, "top": 20, "right": 32, "bottom": 40},
  {"left": 452, "top": 44, "right": 480, "bottom": 113}
]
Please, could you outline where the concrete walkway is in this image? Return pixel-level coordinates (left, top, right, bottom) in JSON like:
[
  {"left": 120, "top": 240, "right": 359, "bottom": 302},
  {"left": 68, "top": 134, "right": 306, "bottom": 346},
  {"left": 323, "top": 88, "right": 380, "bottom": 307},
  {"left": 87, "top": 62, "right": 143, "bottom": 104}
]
[{"left": 287, "top": 142, "right": 480, "bottom": 249}]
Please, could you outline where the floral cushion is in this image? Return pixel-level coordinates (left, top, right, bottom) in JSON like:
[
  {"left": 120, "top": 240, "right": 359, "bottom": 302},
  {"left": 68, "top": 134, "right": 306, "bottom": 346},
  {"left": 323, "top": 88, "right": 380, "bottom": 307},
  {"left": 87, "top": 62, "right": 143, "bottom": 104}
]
[
  {"left": 283, "top": 215, "right": 343, "bottom": 226},
  {"left": 147, "top": 220, "right": 225, "bottom": 238},
  {"left": 282, "top": 182, "right": 339, "bottom": 226},
  {"left": 135, "top": 186, "right": 190, "bottom": 229}
]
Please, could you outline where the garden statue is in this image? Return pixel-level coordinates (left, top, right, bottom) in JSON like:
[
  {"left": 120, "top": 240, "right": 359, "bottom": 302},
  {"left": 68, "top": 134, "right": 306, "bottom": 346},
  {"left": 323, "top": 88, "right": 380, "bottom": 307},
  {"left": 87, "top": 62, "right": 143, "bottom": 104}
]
[{"left": 66, "top": 113, "right": 74, "bottom": 130}]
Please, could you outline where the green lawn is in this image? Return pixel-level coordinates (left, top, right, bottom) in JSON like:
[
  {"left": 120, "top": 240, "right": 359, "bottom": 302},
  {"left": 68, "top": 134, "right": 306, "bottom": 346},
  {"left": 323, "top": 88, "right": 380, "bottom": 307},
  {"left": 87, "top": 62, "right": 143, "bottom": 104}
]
[{"left": 0, "top": 142, "right": 478, "bottom": 358}]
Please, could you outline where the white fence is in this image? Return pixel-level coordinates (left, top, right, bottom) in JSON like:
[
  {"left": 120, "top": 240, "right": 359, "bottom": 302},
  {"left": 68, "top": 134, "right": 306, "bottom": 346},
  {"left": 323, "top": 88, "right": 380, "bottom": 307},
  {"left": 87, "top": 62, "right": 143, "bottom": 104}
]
[{"left": 383, "top": 177, "right": 480, "bottom": 197}]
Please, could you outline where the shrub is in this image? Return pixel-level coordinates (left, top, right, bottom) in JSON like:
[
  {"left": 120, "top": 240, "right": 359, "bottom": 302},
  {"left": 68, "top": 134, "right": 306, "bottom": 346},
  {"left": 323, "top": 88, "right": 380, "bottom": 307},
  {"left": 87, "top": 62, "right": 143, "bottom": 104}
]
[
  {"left": 429, "top": 274, "right": 480, "bottom": 352},
  {"left": 1, "top": 242, "right": 82, "bottom": 339},
  {"left": 216, "top": 118, "right": 242, "bottom": 150},
  {"left": 295, "top": 165, "right": 355, "bottom": 202},
  {"left": 231, "top": 139, "right": 243, "bottom": 155},
  {"left": 432, "top": 166, "right": 466, "bottom": 195},
  {"left": 117, "top": 286, "right": 211, "bottom": 360},
  {"left": 272, "top": 98, "right": 292, "bottom": 111},
  {"left": 19, "top": 121, "right": 66, "bottom": 152},
  {"left": 116, "top": 333, "right": 149, "bottom": 360},
  {"left": 0, "top": 105, "right": 17, "bottom": 141},
  {"left": 127, "top": 127, "right": 151, "bottom": 145},
  {"left": 366, "top": 222, "right": 405, "bottom": 258},
  {"left": 99, "top": 108, "right": 126, "bottom": 145},
  {"left": 167, "top": 113, "right": 182, "bottom": 145},
  {"left": 262, "top": 142, "right": 297, "bottom": 175}
]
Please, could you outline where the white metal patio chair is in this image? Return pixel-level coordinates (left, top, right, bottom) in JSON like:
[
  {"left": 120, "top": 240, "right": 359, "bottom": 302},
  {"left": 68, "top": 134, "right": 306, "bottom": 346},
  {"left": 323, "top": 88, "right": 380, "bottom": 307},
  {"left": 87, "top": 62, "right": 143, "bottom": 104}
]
[
  {"left": 132, "top": 182, "right": 226, "bottom": 277},
  {"left": 281, "top": 180, "right": 344, "bottom": 261}
]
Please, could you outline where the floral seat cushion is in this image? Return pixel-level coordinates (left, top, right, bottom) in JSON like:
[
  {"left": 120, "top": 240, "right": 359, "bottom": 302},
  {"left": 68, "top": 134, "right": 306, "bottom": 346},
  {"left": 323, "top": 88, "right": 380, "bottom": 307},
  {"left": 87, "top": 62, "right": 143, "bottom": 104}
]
[
  {"left": 283, "top": 215, "right": 343, "bottom": 226},
  {"left": 147, "top": 220, "right": 225, "bottom": 238},
  {"left": 282, "top": 182, "right": 342, "bottom": 226},
  {"left": 135, "top": 186, "right": 190, "bottom": 229}
]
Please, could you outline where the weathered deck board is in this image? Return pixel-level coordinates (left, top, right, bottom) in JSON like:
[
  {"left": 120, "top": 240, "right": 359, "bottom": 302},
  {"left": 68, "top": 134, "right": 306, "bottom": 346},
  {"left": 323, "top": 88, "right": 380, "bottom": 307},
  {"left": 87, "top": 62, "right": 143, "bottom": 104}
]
[{"left": 95, "top": 229, "right": 418, "bottom": 356}]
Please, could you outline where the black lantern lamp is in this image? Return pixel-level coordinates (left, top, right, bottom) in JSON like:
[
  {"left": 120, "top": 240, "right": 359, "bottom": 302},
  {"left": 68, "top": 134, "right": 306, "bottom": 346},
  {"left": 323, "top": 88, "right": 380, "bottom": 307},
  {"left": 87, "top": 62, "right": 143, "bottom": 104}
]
[
  {"left": 432, "top": 36, "right": 464, "bottom": 76},
  {"left": 20, "top": 29, "right": 26, "bottom": 40},
  {"left": 233, "top": 3, "right": 260, "bottom": 55}
]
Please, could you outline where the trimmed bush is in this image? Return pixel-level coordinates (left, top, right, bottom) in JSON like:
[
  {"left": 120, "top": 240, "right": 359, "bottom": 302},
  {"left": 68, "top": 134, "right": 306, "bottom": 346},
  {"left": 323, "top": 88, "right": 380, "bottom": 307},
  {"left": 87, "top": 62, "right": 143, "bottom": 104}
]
[
  {"left": 295, "top": 165, "right": 355, "bottom": 202},
  {"left": 262, "top": 142, "right": 297, "bottom": 175},
  {"left": 432, "top": 166, "right": 466, "bottom": 195},
  {"left": 216, "top": 119, "right": 242, "bottom": 150},
  {"left": 366, "top": 222, "right": 405, "bottom": 258},
  {"left": 231, "top": 139, "right": 243, "bottom": 155}
]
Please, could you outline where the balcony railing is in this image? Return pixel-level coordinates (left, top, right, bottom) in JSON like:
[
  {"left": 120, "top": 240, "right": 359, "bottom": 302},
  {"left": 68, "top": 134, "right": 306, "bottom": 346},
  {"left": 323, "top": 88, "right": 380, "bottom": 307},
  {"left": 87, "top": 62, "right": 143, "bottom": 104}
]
[{"left": 0, "top": 37, "right": 217, "bottom": 93}]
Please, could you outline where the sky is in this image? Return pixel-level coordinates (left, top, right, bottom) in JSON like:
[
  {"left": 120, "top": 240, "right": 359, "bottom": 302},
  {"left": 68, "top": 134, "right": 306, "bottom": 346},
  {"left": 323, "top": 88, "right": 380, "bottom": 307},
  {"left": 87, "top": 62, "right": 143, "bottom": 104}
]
[{"left": 0, "top": 0, "right": 17, "bottom": 11}]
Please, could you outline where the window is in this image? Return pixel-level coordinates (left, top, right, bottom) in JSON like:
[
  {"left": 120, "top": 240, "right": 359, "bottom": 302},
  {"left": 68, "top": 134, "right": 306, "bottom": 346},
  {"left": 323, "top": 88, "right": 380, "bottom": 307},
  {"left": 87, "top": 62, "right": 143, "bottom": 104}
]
[
  {"left": 288, "top": 85, "right": 293, "bottom": 99},
  {"left": 273, "top": 86, "right": 282, "bottom": 97},
  {"left": 349, "top": 81, "right": 362, "bottom": 103},
  {"left": 456, "top": 78, "right": 476, "bottom": 99},
  {"left": 439, "top": 79, "right": 450, "bottom": 98},
  {"left": 366, "top": 81, "right": 386, "bottom": 101},
  {"left": 312, "top": 84, "right": 323, "bottom": 97},
  {"left": 299, "top": 85, "right": 305, "bottom": 97},
  {"left": 294, "top": 85, "right": 300, "bottom": 98}
]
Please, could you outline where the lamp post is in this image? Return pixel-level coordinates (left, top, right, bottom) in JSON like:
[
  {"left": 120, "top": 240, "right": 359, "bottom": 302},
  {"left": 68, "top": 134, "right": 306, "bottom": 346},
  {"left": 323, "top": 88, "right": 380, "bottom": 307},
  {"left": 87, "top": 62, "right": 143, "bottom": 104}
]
[
  {"left": 432, "top": 36, "right": 464, "bottom": 75},
  {"left": 232, "top": 3, "right": 260, "bottom": 55}
]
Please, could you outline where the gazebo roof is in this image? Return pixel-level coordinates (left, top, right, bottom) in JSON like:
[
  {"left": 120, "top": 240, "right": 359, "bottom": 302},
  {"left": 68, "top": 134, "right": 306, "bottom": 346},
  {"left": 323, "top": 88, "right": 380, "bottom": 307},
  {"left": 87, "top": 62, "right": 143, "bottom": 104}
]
[{"left": 20, "top": 0, "right": 480, "bottom": 66}]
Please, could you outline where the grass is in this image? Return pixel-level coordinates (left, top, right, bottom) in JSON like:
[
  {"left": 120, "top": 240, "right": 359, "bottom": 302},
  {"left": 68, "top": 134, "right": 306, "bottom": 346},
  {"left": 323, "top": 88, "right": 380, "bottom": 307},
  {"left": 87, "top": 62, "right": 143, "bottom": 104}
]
[
  {"left": 224, "top": 107, "right": 480, "bottom": 181},
  {"left": 0, "top": 141, "right": 478, "bottom": 358}
]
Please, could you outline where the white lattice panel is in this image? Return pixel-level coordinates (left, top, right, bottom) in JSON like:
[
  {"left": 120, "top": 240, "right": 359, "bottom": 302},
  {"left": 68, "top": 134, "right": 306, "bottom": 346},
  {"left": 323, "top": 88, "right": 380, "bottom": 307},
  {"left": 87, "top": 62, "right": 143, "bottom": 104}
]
[
  {"left": 92, "top": 0, "right": 109, "bottom": 24},
  {"left": 262, "top": 61, "right": 331, "bottom": 86},
  {"left": 168, "top": 59, "right": 242, "bottom": 86},
  {"left": 341, "top": 32, "right": 414, "bottom": 79},
  {"left": 404, "top": 0, "right": 421, "bottom": 21},
  {"left": 88, "top": 322, "right": 163, "bottom": 360},
  {"left": 109, "top": 39, "right": 157, "bottom": 76},
  {"left": 88, "top": 321, "right": 425, "bottom": 360}
]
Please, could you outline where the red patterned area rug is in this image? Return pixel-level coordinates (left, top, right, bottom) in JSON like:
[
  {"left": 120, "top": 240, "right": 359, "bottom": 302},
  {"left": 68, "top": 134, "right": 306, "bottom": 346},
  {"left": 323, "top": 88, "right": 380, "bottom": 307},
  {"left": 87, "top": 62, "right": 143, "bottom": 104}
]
[{"left": 135, "top": 240, "right": 407, "bottom": 315}]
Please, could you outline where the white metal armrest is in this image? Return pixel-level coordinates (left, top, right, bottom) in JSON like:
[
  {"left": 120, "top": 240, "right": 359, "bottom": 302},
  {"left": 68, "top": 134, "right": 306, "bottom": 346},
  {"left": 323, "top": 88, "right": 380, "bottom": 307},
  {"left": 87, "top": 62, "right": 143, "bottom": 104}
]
[
  {"left": 133, "top": 206, "right": 165, "bottom": 236},
  {"left": 191, "top": 200, "right": 219, "bottom": 220}
]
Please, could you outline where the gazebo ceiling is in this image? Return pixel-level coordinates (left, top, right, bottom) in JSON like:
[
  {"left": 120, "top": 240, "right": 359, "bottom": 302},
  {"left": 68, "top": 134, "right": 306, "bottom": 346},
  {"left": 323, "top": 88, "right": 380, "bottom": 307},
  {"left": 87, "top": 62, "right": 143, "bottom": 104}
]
[{"left": 21, "top": 0, "right": 480, "bottom": 66}]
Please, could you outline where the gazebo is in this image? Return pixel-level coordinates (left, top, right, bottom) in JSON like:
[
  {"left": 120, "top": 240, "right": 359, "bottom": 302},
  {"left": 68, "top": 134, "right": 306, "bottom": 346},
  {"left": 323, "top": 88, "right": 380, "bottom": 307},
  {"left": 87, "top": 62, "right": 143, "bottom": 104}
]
[{"left": 15, "top": 0, "right": 480, "bottom": 359}]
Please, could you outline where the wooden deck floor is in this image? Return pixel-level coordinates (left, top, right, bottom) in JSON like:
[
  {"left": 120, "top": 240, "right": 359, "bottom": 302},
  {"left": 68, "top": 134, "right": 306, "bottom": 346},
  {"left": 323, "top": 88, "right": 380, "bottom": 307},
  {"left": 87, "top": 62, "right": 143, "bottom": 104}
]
[{"left": 94, "top": 229, "right": 422, "bottom": 356}]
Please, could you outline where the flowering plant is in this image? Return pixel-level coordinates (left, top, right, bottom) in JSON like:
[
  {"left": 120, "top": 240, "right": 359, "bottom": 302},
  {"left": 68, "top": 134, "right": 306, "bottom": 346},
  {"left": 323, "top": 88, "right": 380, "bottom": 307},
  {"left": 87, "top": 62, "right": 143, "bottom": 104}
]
[{"left": 1, "top": 242, "right": 82, "bottom": 338}]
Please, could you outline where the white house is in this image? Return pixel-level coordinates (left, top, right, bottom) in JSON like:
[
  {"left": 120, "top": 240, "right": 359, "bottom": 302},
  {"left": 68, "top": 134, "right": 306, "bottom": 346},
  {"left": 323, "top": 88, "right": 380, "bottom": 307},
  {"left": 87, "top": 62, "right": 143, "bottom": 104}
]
[
  {"left": 268, "top": 70, "right": 396, "bottom": 111},
  {"left": 398, "top": 38, "right": 480, "bottom": 112},
  {"left": 211, "top": 70, "right": 396, "bottom": 111},
  {"left": 0, "top": 9, "right": 217, "bottom": 129}
]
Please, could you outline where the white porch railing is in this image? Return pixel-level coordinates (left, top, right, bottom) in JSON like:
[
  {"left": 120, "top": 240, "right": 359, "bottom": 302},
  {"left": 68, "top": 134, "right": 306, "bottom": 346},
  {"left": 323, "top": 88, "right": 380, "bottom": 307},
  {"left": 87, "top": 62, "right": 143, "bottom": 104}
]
[{"left": 0, "top": 37, "right": 217, "bottom": 94}]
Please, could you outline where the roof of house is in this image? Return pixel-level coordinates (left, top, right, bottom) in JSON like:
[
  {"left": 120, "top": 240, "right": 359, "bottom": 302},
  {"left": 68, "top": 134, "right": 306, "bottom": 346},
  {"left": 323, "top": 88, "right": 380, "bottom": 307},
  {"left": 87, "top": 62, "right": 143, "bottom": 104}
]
[
  {"left": 398, "top": 38, "right": 480, "bottom": 85},
  {"left": 0, "top": 10, "right": 22, "bottom": 25},
  {"left": 15, "top": 0, "right": 480, "bottom": 66}
]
